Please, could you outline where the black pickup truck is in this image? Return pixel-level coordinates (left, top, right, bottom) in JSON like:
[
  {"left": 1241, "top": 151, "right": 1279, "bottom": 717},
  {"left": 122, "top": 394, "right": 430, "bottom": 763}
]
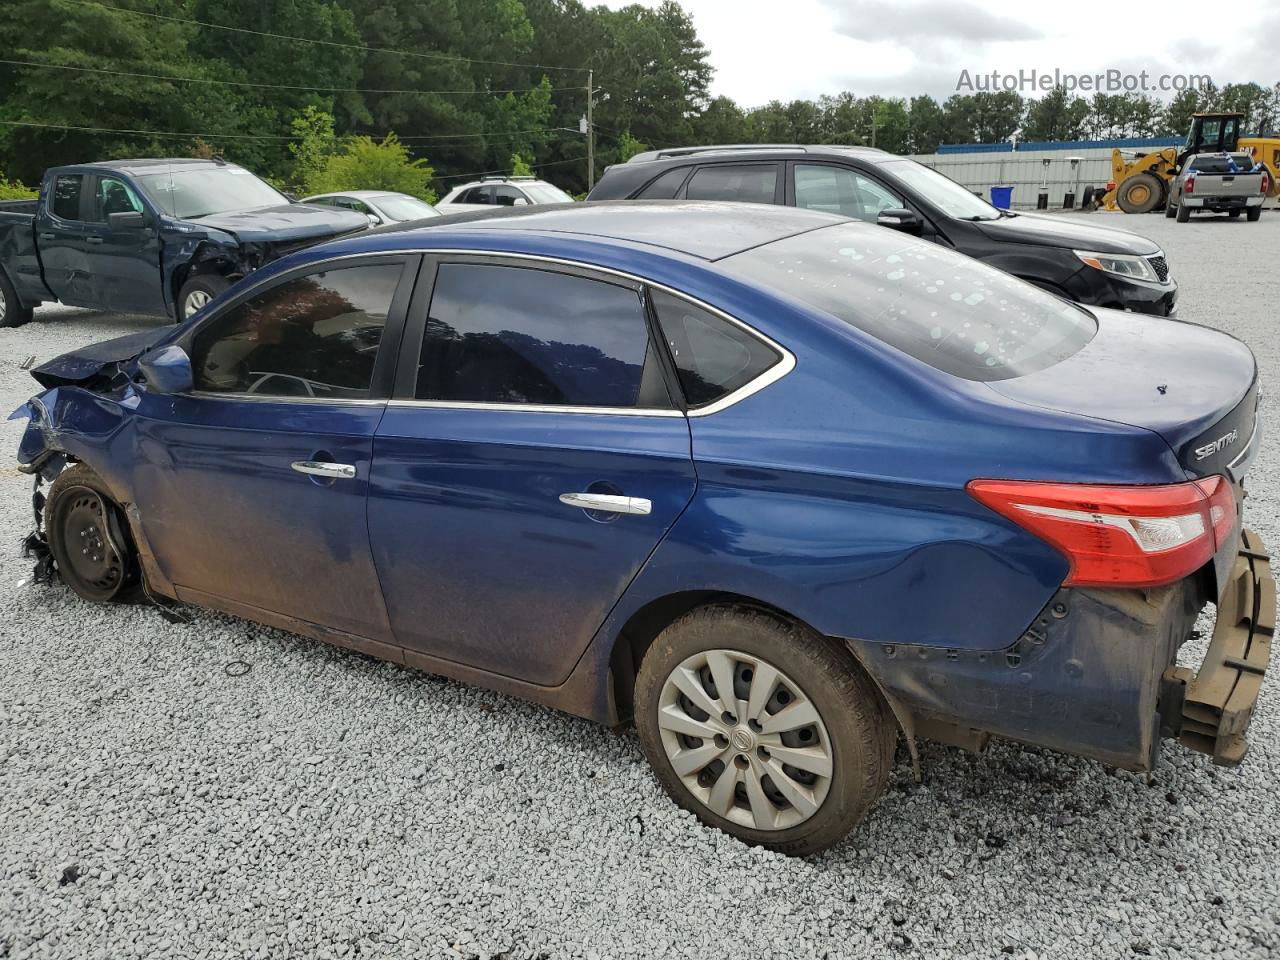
[{"left": 0, "top": 158, "right": 370, "bottom": 328}]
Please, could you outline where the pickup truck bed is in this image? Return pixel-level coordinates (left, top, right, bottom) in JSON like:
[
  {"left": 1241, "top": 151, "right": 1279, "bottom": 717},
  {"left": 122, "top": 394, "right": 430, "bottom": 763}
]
[{"left": 1173, "top": 152, "right": 1268, "bottom": 222}]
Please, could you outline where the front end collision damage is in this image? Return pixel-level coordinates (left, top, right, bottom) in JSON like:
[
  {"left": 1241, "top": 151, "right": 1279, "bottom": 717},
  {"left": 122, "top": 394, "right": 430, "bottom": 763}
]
[{"left": 848, "top": 531, "right": 1273, "bottom": 772}]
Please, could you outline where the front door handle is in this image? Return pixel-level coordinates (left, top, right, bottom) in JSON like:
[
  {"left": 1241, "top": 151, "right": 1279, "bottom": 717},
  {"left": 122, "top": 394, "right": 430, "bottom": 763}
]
[
  {"left": 559, "top": 492, "right": 651, "bottom": 516},
  {"left": 292, "top": 460, "right": 356, "bottom": 480},
  {"left": 39, "top": 232, "right": 56, "bottom": 241},
  {"left": 85, "top": 235, "right": 104, "bottom": 245}
]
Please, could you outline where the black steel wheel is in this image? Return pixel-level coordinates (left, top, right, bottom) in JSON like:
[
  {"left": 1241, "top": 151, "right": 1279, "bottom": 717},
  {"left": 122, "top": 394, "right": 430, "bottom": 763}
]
[{"left": 45, "top": 465, "right": 140, "bottom": 603}]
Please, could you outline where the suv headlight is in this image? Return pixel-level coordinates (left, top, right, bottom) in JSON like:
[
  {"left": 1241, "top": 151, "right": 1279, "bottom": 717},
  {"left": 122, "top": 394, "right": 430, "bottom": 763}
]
[{"left": 1073, "top": 250, "right": 1159, "bottom": 283}]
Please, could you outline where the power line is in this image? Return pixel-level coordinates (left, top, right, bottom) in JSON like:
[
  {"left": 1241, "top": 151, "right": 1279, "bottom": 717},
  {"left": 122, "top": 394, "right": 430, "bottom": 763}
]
[
  {"left": 68, "top": 0, "right": 591, "bottom": 74},
  {"left": 0, "top": 119, "right": 577, "bottom": 147},
  {"left": 0, "top": 57, "right": 586, "bottom": 97}
]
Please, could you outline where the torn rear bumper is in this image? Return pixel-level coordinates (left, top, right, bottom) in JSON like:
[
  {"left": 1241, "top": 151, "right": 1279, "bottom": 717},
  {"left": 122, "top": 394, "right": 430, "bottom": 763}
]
[{"left": 1163, "top": 529, "right": 1273, "bottom": 765}]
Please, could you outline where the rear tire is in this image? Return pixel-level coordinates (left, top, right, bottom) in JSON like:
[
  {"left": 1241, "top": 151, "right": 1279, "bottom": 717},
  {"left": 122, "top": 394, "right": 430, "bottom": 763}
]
[
  {"left": 0, "top": 270, "right": 34, "bottom": 328},
  {"left": 1117, "top": 173, "right": 1163, "bottom": 214},
  {"left": 177, "top": 274, "right": 230, "bottom": 322},
  {"left": 45, "top": 465, "right": 141, "bottom": 604},
  {"left": 1165, "top": 203, "right": 1177, "bottom": 218},
  {"left": 1247, "top": 206, "right": 1262, "bottom": 222},
  {"left": 1229, "top": 209, "right": 1242, "bottom": 219},
  {"left": 1176, "top": 202, "right": 1191, "bottom": 223},
  {"left": 634, "top": 606, "right": 895, "bottom": 856}
]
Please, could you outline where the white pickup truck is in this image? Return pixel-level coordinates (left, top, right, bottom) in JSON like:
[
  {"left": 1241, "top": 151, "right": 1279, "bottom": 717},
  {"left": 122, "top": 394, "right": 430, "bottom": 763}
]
[{"left": 1167, "top": 151, "right": 1269, "bottom": 222}]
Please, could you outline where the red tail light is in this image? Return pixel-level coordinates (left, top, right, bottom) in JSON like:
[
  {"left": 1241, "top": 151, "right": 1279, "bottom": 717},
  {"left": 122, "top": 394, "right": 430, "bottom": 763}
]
[
  {"left": 1262, "top": 172, "right": 1270, "bottom": 195},
  {"left": 967, "top": 477, "right": 1234, "bottom": 588},
  {"left": 1185, "top": 176, "right": 1195, "bottom": 194}
]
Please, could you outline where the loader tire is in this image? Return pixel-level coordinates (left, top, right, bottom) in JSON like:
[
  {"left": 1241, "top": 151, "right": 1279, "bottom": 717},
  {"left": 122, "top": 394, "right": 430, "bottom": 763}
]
[{"left": 1117, "top": 173, "right": 1163, "bottom": 214}]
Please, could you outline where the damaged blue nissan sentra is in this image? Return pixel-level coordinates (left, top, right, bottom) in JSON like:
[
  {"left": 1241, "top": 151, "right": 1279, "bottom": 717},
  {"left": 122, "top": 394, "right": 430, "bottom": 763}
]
[{"left": 10, "top": 202, "right": 1273, "bottom": 855}]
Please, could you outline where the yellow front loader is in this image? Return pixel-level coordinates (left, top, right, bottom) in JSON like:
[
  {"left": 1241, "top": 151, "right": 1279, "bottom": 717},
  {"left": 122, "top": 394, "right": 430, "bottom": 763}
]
[{"left": 1100, "top": 113, "right": 1279, "bottom": 213}]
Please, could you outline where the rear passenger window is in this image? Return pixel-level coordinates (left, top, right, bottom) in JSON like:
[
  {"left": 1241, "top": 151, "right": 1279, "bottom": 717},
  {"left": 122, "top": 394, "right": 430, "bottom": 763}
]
[
  {"left": 51, "top": 175, "right": 84, "bottom": 220},
  {"left": 651, "top": 290, "right": 781, "bottom": 407},
  {"left": 685, "top": 164, "right": 777, "bottom": 204},
  {"left": 637, "top": 168, "right": 691, "bottom": 199},
  {"left": 418, "top": 263, "right": 668, "bottom": 408},
  {"left": 458, "top": 187, "right": 491, "bottom": 205}
]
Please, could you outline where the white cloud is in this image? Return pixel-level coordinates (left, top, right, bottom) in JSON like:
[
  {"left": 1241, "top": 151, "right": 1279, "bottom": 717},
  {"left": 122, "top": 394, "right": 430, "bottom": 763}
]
[{"left": 601, "top": 1, "right": 1279, "bottom": 107}]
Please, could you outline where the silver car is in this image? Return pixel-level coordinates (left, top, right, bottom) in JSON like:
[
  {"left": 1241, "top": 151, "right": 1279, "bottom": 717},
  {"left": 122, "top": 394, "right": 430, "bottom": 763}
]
[{"left": 301, "top": 190, "right": 441, "bottom": 226}]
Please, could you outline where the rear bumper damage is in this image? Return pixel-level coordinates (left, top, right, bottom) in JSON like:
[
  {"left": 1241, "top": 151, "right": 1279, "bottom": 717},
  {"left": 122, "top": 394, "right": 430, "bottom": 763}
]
[
  {"left": 1162, "top": 528, "right": 1273, "bottom": 765},
  {"left": 849, "top": 530, "right": 1273, "bottom": 771}
]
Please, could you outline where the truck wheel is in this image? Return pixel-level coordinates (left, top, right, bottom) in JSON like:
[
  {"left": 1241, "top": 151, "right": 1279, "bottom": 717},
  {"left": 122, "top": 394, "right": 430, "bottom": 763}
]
[
  {"left": 633, "top": 606, "right": 895, "bottom": 856},
  {"left": 1247, "top": 206, "right": 1262, "bottom": 222},
  {"left": 178, "top": 274, "right": 230, "bottom": 322},
  {"left": 0, "top": 270, "right": 34, "bottom": 328},
  {"left": 1117, "top": 173, "right": 1163, "bottom": 214},
  {"left": 1165, "top": 202, "right": 1177, "bottom": 219},
  {"left": 1229, "top": 209, "right": 1242, "bottom": 219},
  {"left": 1176, "top": 202, "right": 1191, "bottom": 223},
  {"left": 45, "top": 465, "right": 141, "bottom": 604}
]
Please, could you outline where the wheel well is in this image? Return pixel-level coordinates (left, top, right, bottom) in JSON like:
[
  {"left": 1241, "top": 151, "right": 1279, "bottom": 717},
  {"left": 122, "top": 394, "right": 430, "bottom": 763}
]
[{"left": 608, "top": 590, "right": 814, "bottom": 722}]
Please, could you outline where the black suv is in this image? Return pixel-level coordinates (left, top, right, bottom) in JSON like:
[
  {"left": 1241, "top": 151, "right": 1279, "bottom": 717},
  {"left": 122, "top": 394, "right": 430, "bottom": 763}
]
[{"left": 588, "top": 145, "right": 1177, "bottom": 316}]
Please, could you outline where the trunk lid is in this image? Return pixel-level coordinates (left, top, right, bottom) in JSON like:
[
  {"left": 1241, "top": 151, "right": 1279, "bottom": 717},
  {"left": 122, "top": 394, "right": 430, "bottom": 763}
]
[{"left": 988, "top": 308, "right": 1258, "bottom": 478}]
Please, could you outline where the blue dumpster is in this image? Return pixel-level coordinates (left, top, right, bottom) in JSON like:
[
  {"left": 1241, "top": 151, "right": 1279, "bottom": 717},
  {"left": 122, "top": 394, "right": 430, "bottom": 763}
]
[{"left": 990, "top": 185, "right": 1014, "bottom": 209}]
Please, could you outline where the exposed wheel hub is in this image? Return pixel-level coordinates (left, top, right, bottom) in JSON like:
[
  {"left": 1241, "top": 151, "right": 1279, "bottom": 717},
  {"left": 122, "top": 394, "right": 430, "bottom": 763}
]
[{"left": 61, "top": 493, "right": 123, "bottom": 593}]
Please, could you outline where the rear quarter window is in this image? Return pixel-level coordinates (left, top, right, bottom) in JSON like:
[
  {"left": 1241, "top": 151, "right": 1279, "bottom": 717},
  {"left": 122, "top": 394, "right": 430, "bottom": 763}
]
[
  {"left": 685, "top": 164, "right": 777, "bottom": 204},
  {"left": 651, "top": 290, "right": 781, "bottom": 406},
  {"left": 720, "top": 223, "right": 1097, "bottom": 382}
]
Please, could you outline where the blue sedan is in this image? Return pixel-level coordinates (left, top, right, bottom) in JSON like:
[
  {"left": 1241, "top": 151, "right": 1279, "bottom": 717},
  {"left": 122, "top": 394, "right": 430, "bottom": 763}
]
[{"left": 11, "top": 202, "right": 1272, "bottom": 855}]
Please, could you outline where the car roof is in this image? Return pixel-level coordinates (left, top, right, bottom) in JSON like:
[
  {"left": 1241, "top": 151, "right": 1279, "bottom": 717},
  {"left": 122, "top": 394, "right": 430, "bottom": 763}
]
[
  {"left": 625, "top": 144, "right": 889, "bottom": 164},
  {"left": 357, "top": 200, "right": 847, "bottom": 260},
  {"left": 86, "top": 158, "right": 238, "bottom": 174},
  {"left": 304, "top": 190, "right": 417, "bottom": 200},
  {"left": 447, "top": 178, "right": 549, "bottom": 192}
]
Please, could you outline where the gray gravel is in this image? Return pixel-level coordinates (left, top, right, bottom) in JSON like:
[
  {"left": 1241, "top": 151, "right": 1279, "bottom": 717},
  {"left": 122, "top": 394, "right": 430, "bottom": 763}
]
[{"left": 2, "top": 212, "right": 1279, "bottom": 960}]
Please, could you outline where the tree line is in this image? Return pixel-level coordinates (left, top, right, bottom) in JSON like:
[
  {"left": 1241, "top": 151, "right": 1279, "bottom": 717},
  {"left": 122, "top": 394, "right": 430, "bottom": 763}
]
[{"left": 2, "top": 0, "right": 1277, "bottom": 199}]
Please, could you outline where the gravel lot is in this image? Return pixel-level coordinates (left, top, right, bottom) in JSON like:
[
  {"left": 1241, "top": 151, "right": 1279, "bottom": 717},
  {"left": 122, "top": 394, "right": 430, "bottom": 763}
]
[{"left": 2, "top": 212, "right": 1279, "bottom": 960}]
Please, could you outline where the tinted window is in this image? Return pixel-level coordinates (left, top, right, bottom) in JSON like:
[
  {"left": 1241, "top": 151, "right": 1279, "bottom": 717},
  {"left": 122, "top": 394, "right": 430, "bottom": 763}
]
[
  {"left": 651, "top": 290, "right": 780, "bottom": 407},
  {"left": 51, "top": 175, "right": 83, "bottom": 220},
  {"left": 336, "top": 197, "right": 372, "bottom": 214},
  {"left": 721, "top": 223, "right": 1096, "bottom": 382},
  {"left": 493, "top": 185, "right": 528, "bottom": 206},
  {"left": 417, "top": 263, "right": 658, "bottom": 407},
  {"left": 685, "top": 164, "right": 777, "bottom": 204},
  {"left": 637, "top": 168, "right": 690, "bottom": 199},
  {"left": 93, "top": 176, "right": 145, "bottom": 221},
  {"left": 192, "top": 263, "right": 401, "bottom": 399},
  {"left": 457, "top": 187, "right": 491, "bottom": 205},
  {"left": 795, "top": 165, "right": 903, "bottom": 222}
]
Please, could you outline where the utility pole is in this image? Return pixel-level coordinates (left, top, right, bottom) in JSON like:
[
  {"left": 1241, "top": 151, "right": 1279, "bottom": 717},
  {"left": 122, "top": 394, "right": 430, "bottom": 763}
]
[{"left": 586, "top": 68, "right": 595, "bottom": 190}]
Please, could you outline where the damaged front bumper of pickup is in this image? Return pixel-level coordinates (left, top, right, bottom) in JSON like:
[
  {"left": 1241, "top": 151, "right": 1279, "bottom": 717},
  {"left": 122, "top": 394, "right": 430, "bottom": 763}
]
[{"left": 848, "top": 530, "right": 1274, "bottom": 772}]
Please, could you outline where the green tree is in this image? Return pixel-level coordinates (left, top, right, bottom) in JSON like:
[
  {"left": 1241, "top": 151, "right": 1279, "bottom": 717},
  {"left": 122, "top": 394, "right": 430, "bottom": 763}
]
[
  {"left": 0, "top": 172, "right": 37, "bottom": 200},
  {"left": 906, "top": 95, "right": 946, "bottom": 153},
  {"left": 1023, "top": 87, "right": 1090, "bottom": 142},
  {"left": 304, "top": 133, "right": 436, "bottom": 201},
  {"left": 510, "top": 153, "right": 533, "bottom": 176},
  {"left": 288, "top": 106, "right": 338, "bottom": 192}
]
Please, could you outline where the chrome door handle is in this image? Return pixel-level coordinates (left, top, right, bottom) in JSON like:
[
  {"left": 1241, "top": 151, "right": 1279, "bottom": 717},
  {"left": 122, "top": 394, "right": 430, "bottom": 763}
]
[
  {"left": 85, "top": 235, "right": 104, "bottom": 244},
  {"left": 559, "top": 492, "right": 651, "bottom": 516},
  {"left": 291, "top": 460, "right": 357, "bottom": 480}
]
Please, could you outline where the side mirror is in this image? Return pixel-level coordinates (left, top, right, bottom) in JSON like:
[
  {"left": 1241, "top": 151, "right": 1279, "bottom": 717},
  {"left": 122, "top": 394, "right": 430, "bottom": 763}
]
[
  {"left": 137, "top": 344, "right": 194, "bottom": 395},
  {"left": 366, "top": 213, "right": 382, "bottom": 226},
  {"left": 108, "top": 211, "right": 147, "bottom": 230},
  {"left": 876, "top": 208, "right": 923, "bottom": 236},
  {"left": 511, "top": 197, "right": 531, "bottom": 206}
]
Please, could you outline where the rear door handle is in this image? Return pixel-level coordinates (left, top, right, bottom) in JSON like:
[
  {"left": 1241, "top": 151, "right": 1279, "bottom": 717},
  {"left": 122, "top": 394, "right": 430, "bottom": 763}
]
[
  {"left": 85, "top": 235, "right": 104, "bottom": 244},
  {"left": 38, "top": 232, "right": 56, "bottom": 241},
  {"left": 291, "top": 460, "right": 357, "bottom": 480},
  {"left": 559, "top": 492, "right": 651, "bottom": 516}
]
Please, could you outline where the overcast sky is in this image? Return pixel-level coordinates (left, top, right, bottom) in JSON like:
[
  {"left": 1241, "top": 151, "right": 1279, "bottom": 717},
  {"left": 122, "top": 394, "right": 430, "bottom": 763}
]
[{"left": 604, "top": 0, "right": 1280, "bottom": 107}]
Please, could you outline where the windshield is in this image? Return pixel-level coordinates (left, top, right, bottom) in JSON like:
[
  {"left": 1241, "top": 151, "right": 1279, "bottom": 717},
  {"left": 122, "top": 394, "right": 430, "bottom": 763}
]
[
  {"left": 523, "top": 182, "right": 575, "bottom": 203},
  {"left": 374, "top": 195, "right": 440, "bottom": 220},
  {"left": 880, "top": 159, "right": 1001, "bottom": 221},
  {"left": 135, "top": 166, "right": 287, "bottom": 219},
  {"left": 720, "top": 222, "right": 1096, "bottom": 382}
]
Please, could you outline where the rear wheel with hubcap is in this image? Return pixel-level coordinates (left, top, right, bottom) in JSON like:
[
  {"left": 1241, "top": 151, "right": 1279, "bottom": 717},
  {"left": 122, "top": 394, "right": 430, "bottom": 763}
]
[
  {"left": 634, "top": 607, "right": 895, "bottom": 856},
  {"left": 45, "top": 465, "right": 140, "bottom": 603}
]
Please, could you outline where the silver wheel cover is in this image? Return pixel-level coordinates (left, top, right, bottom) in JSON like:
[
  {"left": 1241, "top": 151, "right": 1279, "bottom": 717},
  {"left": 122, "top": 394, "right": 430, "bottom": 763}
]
[
  {"left": 657, "top": 648, "right": 834, "bottom": 831},
  {"left": 184, "top": 289, "right": 212, "bottom": 317}
]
